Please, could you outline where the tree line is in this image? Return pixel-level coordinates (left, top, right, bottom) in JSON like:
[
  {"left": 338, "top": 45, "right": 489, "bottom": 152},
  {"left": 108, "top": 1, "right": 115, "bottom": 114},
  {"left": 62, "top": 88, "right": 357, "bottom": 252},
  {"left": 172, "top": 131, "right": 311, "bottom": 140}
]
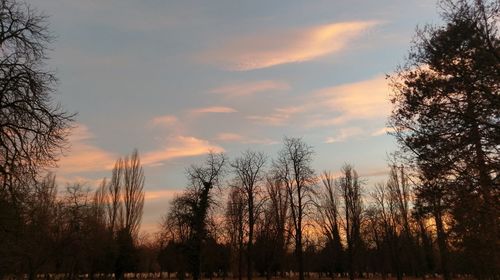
[{"left": 0, "top": 0, "right": 498, "bottom": 279}]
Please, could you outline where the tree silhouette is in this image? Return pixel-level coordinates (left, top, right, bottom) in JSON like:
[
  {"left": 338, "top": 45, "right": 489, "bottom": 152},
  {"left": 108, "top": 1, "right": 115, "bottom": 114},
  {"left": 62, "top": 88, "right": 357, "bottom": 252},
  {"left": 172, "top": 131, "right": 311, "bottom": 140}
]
[
  {"left": 389, "top": 0, "right": 499, "bottom": 277},
  {"left": 273, "top": 137, "right": 316, "bottom": 280}
]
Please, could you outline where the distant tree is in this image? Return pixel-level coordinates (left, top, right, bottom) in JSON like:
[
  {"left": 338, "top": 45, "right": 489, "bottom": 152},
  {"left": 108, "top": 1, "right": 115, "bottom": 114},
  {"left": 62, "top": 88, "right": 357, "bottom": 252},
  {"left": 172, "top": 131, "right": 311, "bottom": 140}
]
[
  {"left": 371, "top": 165, "right": 415, "bottom": 280},
  {"left": 273, "top": 137, "right": 316, "bottom": 280},
  {"left": 314, "top": 171, "right": 343, "bottom": 276},
  {"left": 338, "top": 164, "right": 363, "bottom": 280},
  {"left": 389, "top": 0, "right": 499, "bottom": 277},
  {"left": 225, "top": 187, "right": 246, "bottom": 280},
  {"left": 96, "top": 150, "right": 145, "bottom": 280},
  {"left": 253, "top": 174, "right": 290, "bottom": 280},
  {"left": 231, "top": 150, "right": 266, "bottom": 280},
  {"left": 0, "top": 0, "right": 73, "bottom": 201}
]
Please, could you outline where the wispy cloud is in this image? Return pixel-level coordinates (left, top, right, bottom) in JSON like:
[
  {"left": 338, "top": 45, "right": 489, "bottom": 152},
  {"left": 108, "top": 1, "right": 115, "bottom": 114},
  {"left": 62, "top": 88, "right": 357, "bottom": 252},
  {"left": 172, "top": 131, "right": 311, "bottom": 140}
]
[
  {"left": 142, "top": 136, "right": 224, "bottom": 166},
  {"left": 201, "top": 21, "right": 379, "bottom": 71},
  {"left": 246, "top": 75, "right": 390, "bottom": 128},
  {"left": 56, "top": 124, "right": 117, "bottom": 174},
  {"left": 149, "top": 115, "right": 178, "bottom": 127},
  {"left": 325, "top": 127, "right": 364, "bottom": 143},
  {"left": 215, "top": 133, "right": 278, "bottom": 145},
  {"left": 310, "top": 75, "right": 391, "bottom": 125},
  {"left": 247, "top": 106, "right": 306, "bottom": 126},
  {"left": 209, "top": 80, "right": 290, "bottom": 97},
  {"left": 144, "top": 189, "right": 182, "bottom": 201},
  {"left": 216, "top": 133, "right": 244, "bottom": 142},
  {"left": 191, "top": 106, "right": 237, "bottom": 114},
  {"left": 371, "top": 126, "right": 395, "bottom": 136}
]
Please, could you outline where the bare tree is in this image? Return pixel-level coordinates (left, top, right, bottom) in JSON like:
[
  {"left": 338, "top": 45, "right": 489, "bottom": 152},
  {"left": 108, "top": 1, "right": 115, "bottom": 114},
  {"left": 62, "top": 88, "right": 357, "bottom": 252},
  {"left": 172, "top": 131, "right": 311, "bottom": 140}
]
[
  {"left": 273, "top": 137, "right": 316, "bottom": 280},
  {"left": 338, "top": 164, "right": 363, "bottom": 280},
  {"left": 231, "top": 150, "right": 266, "bottom": 280},
  {"left": 225, "top": 187, "right": 246, "bottom": 280},
  {"left": 0, "top": 0, "right": 73, "bottom": 201},
  {"left": 315, "top": 171, "right": 343, "bottom": 276},
  {"left": 95, "top": 149, "right": 145, "bottom": 280},
  {"left": 122, "top": 150, "right": 145, "bottom": 239}
]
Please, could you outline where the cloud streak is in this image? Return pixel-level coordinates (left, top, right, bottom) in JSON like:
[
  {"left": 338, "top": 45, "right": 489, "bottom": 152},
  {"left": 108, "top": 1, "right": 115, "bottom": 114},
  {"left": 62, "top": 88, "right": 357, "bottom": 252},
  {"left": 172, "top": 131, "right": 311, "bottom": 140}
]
[
  {"left": 202, "top": 21, "right": 379, "bottom": 71},
  {"left": 56, "top": 124, "right": 117, "bottom": 174},
  {"left": 190, "top": 106, "right": 237, "bottom": 114},
  {"left": 142, "top": 136, "right": 224, "bottom": 166},
  {"left": 209, "top": 80, "right": 290, "bottom": 97},
  {"left": 246, "top": 75, "right": 390, "bottom": 128}
]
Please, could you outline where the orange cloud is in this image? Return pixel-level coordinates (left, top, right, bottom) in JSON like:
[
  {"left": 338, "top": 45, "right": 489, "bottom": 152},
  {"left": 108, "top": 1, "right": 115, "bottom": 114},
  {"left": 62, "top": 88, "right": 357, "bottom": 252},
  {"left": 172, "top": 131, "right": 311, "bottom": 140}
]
[
  {"left": 209, "top": 80, "right": 290, "bottom": 96},
  {"left": 56, "top": 124, "right": 117, "bottom": 174},
  {"left": 191, "top": 106, "right": 237, "bottom": 114},
  {"left": 202, "top": 21, "right": 379, "bottom": 71},
  {"left": 142, "top": 136, "right": 224, "bottom": 166}
]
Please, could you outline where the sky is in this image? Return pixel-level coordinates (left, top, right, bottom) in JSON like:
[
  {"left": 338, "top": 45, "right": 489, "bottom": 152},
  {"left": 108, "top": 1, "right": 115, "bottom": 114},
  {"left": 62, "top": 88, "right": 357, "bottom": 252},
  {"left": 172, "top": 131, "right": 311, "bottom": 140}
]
[{"left": 36, "top": 0, "right": 442, "bottom": 234}]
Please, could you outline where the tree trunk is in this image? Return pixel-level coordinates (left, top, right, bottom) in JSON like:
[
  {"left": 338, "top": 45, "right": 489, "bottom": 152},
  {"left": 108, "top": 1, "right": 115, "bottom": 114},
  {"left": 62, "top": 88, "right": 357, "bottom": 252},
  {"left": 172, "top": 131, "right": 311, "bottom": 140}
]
[
  {"left": 434, "top": 210, "right": 450, "bottom": 280},
  {"left": 247, "top": 197, "right": 254, "bottom": 280}
]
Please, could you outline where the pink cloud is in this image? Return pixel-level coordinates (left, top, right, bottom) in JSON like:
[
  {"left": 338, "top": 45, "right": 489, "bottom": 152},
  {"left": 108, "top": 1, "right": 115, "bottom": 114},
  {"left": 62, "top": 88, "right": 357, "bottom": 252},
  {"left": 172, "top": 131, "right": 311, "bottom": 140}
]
[
  {"left": 201, "top": 21, "right": 379, "bottom": 71},
  {"left": 216, "top": 133, "right": 244, "bottom": 142},
  {"left": 191, "top": 106, "right": 237, "bottom": 114},
  {"left": 244, "top": 75, "right": 390, "bottom": 129},
  {"left": 144, "top": 188, "right": 182, "bottom": 201},
  {"left": 209, "top": 80, "right": 290, "bottom": 97},
  {"left": 247, "top": 105, "right": 306, "bottom": 126},
  {"left": 215, "top": 133, "right": 278, "bottom": 145},
  {"left": 142, "top": 136, "right": 224, "bottom": 166},
  {"left": 149, "top": 115, "right": 178, "bottom": 127}
]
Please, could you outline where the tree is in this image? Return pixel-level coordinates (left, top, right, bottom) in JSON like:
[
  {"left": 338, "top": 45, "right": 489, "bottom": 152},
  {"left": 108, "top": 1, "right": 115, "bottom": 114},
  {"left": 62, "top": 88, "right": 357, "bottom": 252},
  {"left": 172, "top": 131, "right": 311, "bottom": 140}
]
[
  {"left": 185, "top": 152, "right": 227, "bottom": 280},
  {"left": 389, "top": 0, "right": 499, "bottom": 277},
  {"left": 225, "top": 187, "right": 246, "bottom": 280},
  {"left": 273, "top": 137, "right": 316, "bottom": 280},
  {"left": 314, "top": 171, "right": 343, "bottom": 276},
  {"left": 371, "top": 165, "right": 415, "bottom": 280},
  {"left": 0, "top": 0, "right": 73, "bottom": 201},
  {"left": 253, "top": 173, "right": 290, "bottom": 280},
  {"left": 231, "top": 150, "right": 266, "bottom": 280},
  {"left": 96, "top": 150, "right": 145, "bottom": 280},
  {"left": 338, "top": 164, "right": 363, "bottom": 280}
]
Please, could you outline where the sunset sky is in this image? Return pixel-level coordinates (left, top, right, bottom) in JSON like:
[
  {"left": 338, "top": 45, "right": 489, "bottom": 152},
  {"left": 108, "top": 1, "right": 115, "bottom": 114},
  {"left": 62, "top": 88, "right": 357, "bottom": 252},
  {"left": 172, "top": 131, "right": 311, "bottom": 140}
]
[{"left": 37, "top": 0, "right": 442, "bottom": 234}]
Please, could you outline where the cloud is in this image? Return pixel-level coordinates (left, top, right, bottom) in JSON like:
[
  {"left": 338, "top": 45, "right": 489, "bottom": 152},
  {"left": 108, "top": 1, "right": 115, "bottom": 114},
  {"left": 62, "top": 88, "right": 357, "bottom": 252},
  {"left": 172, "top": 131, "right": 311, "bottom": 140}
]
[
  {"left": 325, "top": 127, "right": 364, "bottom": 143},
  {"left": 144, "top": 189, "right": 182, "bottom": 201},
  {"left": 371, "top": 126, "right": 395, "bottom": 136},
  {"left": 56, "top": 124, "right": 117, "bottom": 174},
  {"left": 149, "top": 115, "right": 178, "bottom": 127},
  {"left": 311, "top": 75, "right": 391, "bottom": 124},
  {"left": 191, "top": 106, "right": 237, "bottom": 114},
  {"left": 216, "top": 133, "right": 244, "bottom": 142},
  {"left": 209, "top": 80, "right": 290, "bottom": 97},
  {"left": 215, "top": 133, "right": 278, "bottom": 145},
  {"left": 201, "top": 21, "right": 379, "bottom": 71},
  {"left": 243, "top": 75, "right": 390, "bottom": 129},
  {"left": 247, "top": 105, "right": 306, "bottom": 126},
  {"left": 142, "top": 136, "right": 224, "bottom": 166}
]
